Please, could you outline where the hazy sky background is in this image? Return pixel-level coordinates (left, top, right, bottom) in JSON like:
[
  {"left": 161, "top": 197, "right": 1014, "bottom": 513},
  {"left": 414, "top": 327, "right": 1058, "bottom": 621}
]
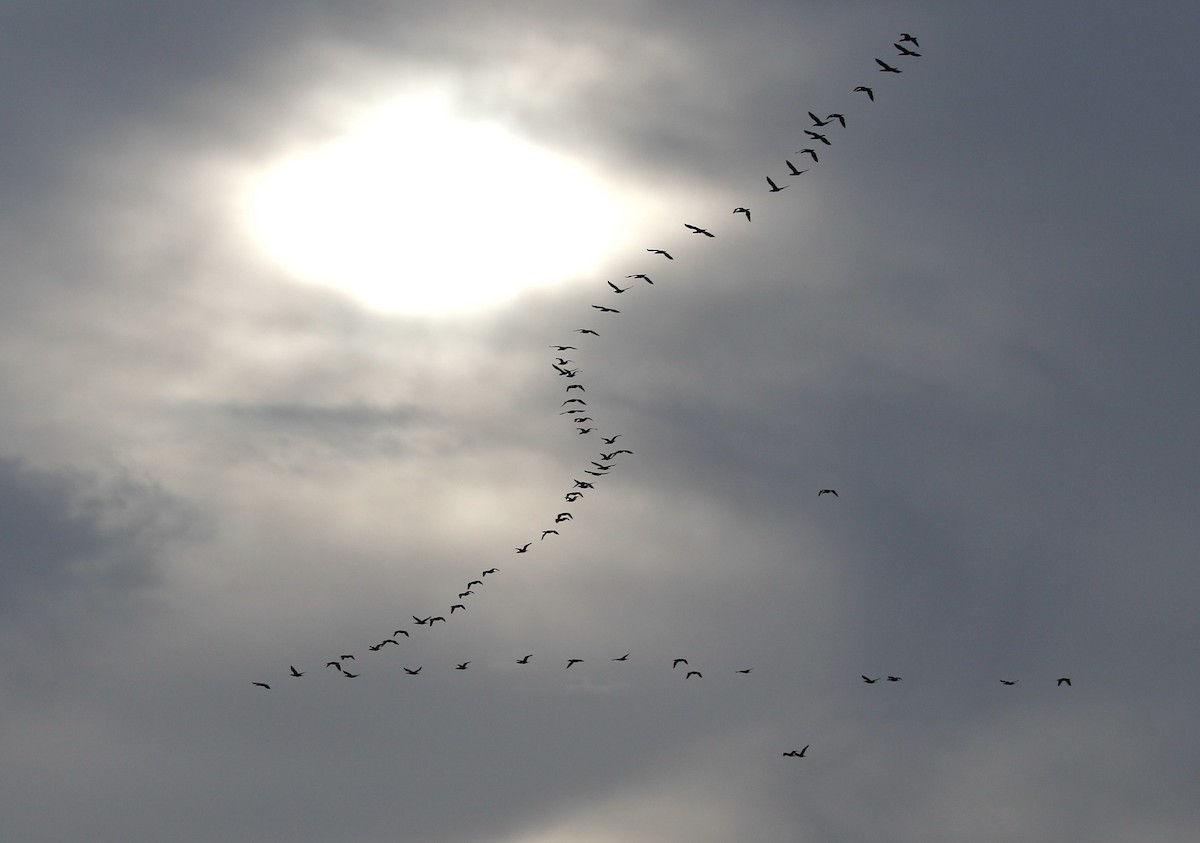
[{"left": 3, "top": 2, "right": 1199, "bottom": 842}]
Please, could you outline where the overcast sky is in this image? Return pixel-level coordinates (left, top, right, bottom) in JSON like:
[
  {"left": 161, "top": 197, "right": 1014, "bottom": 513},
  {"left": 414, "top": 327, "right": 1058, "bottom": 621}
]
[{"left": 3, "top": 2, "right": 1199, "bottom": 842}]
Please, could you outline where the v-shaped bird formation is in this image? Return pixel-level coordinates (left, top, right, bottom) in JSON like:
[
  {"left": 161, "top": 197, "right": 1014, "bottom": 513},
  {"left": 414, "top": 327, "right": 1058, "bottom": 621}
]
[{"left": 250, "top": 34, "right": 1071, "bottom": 760}]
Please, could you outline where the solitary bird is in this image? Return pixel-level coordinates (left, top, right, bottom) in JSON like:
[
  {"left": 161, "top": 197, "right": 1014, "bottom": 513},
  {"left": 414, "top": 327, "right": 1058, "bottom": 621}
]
[
  {"left": 887, "top": 676, "right": 902, "bottom": 682},
  {"left": 252, "top": 682, "right": 271, "bottom": 689},
  {"left": 766, "top": 175, "right": 788, "bottom": 193},
  {"left": 875, "top": 58, "right": 902, "bottom": 73},
  {"left": 673, "top": 658, "right": 689, "bottom": 669},
  {"left": 853, "top": 85, "right": 875, "bottom": 101},
  {"left": 733, "top": 207, "right": 751, "bottom": 222},
  {"left": 456, "top": 662, "right": 471, "bottom": 670},
  {"left": 289, "top": 666, "right": 304, "bottom": 677},
  {"left": 515, "top": 543, "right": 531, "bottom": 553},
  {"left": 626, "top": 274, "right": 654, "bottom": 284},
  {"left": 517, "top": 655, "right": 532, "bottom": 664},
  {"left": 804, "top": 130, "right": 831, "bottom": 146},
  {"left": 818, "top": 489, "right": 838, "bottom": 496},
  {"left": 647, "top": 249, "right": 674, "bottom": 260},
  {"left": 797, "top": 148, "right": 819, "bottom": 162},
  {"left": 1000, "top": 680, "right": 1018, "bottom": 685},
  {"left": 613, "top": 653, "right": 630, "bottom": 661},
  {"left": 1057, "top": 677, "right": 1072, "bottom": 686},
  {"left": 783, "top": 746, "right": 809, "bottom": 757},
  {"left": 785, "top": 160, "right": 808, "bottom": 176},
  {"left": 684, "top": 223, "right": 715, "bottom": 238},
  {"left": 404, "top": 667, "right": 422, "bottom": 675},
  {"left": 862, "top": 675, "right": 881, "bottom": 684},
  {"left": 566, "top": 658, "right": 584, "bottom": 669},
  {"left": 736, "top": 668, "right": 753, "bottom": 674}
]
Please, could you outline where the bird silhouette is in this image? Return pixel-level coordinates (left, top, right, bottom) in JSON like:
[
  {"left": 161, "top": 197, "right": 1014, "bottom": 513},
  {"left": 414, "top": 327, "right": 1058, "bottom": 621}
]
[
  {"left": 818, "top": 489, "right": 838, "bottom": 496},
  {"left": 342, "top": 672, "right": 359, "bottom": 678},
  {"left": 736, "top": 668, "right": 753, "bottom": 674},
  {"left": 607, "top": 280, "right": 632, "bottom": 293},
  {"left": 733, "top": 207, "right": 751, "bottom": 222},
  {"left": 456, "top": 662, "right": 470, "bottom": 670},
  {"left": 340, "top": 655, "right": 355, "bottom": 660},
  {"left": 549, "top": 345, "right": 577, "bottom": 351},
  {"left": 612, "top": 653, "right": 630, "bottom": 661},
  {"left": 555, "top": 512, "right": 573, "bottom": 522},
  {"left": 541, "top": 530, "right": 559, "bottom": 540},
  {"left": 392, "top": 629, "right": 411, "bottom": 637},
  {"left": 601, "top": 435, "right": 622, "bottom": 444},
  {"left": 899, "top": 33, "right": 919, "bottom": 47},
  {"left": 626, "top": 274, "right": 654, "bottom": 284},
  {"left": 1000, "top": 680, "right": 1018, "bottom": 685},
  {"left": 797, "top": 148, "right": 819, "bottom": 162},
  {"left": 575, "top": 328, "right": 599, "bottom": 336},
  {"left": 253, "top": 682, "right": 271, "bottom": 689},
  {"left": 289, "top": 666, "right": 304, "bottom": 677},
  {"left": 686, "top": 671, "right": 702, "bottom": 679},
  {"left": 808, "top": 111, "right": 831, "bottom": 127},
  {"left": 565, "top": 658, "right": 584, "bottom": 668},
  {"left": 894, "top": 42, "right": 921, "bottom": 57},
  {"left": 684, "top": 223, "right": 715, "bottom": 238},
  {"left": 404, "top": 667, "right": 422, "bottom": 675},
  {"left": 804, "top": 129, "right": 831, "bottom": 146},
  {"left": 783, "top": 746, "right": 809, "bottom": 757},
  {"left": 450, "top": 604, "right": 465, "bottom": 613},
  {"left": 1057, "top": 677, "right": 1072, "bottom": 686},
  {"left": 517, "top": 655, "right": 532, "bottom": 664},
  {"left": 326, "top": 661, "right": 341, "bottom": 670},
  {"left": 887, "top": 676, "right": 902, "bottom": 682},
  {"left": 482, "top": 568, "right": 499, "bottom": 576},
  {"left": 862, "top": 675, "right": 880, "bottom": 683},
  {"left": 673, "top": 658, "right": 689, "bottom": 669},
  {"left": 854, "top": 85, "right": 875, "bottom": 101},
  {"left": 592, "top": 305, "right": 620, "bottom": 313},
  {"left": 826, "top": 112, "right": 846, "bottom": 127},
  {"left": 646, "top": 249, "right": 674, "bottom": 260},
  {"left": 875, "top": 58, "right": 901, "bottom": 73},
  {"left": 766, "top": 175, "right": 788, "bottom": 193},
  {"left": 515, "top": 543, "right": 531, "bottom": 553},
  {"left": 785, "top": 160, "right": 808, "bottom": 176}
]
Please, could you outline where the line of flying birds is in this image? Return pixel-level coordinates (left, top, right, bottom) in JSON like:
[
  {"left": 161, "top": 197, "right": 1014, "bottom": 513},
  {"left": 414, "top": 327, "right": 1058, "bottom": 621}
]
[{"left": 245, "top": 33, "right": 1030, "bottom": 758}]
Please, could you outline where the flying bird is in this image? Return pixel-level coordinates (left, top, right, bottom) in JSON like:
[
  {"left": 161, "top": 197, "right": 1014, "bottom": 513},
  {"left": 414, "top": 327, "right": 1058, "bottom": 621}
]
[
  {"left": 1057, "top": 677, "right": 1072, "bottom": 686},
  {"left": 252, "top": 682, "right": 271, "bottom": 689},
  {"left": 541, "top": 530, "right": 559, "bottom": 540},
  {"left": 562, "top": 398, "right": 586, "bottom": 406},
  {"left": 289, "top": 666, "right": 304, "bottom": 677},
  {"left": 807, "top": 111, "right": 831, "bottom": 127},
  {"left": 456, "top": 662, "right": 470, "bottom": 670},
  {"left": 601, "top": 435, "right": 622, "bottom": 444},
  {"left": 326, "top": 662, "right": 341, "bottom": 670},
  {"left": 450, "top": 604, "right": 465, "bottom": 613},
  {"left": 854, "top": 86, "right": 875, "bottom": 101},
  {"left": 875, "top": 58, "right": 902, "bottom": 73},
  {"left": 428, "top": 616, "right": 446, "bottom": 625},
  {"left": 340, "top": 655, "right": 355, "bottom": 660},
  {"left": 404, "top": 667, "right": 422, "bottom": 675},
  {"left": 686, "top": 671, "right": 702, "bottom": 679},
  {"left": 392, "top": 629, "right": 411, "bottom": 637},
  {"left": 804, "top": 130, "right": 831, "bottom": 146},
  {"left": 673, "top": 658, "right": 689, "bottom": 669},
  {"left": 684, "top": 223, "right": 715, "bottom": 238},
  {"left": 342, "top": 672, "right": 359, "bottom": 678},
  {"left": 826, "top": 112, "right": 846, "bottom": 127},
  {"left": 555, "top": 512, "right": 573, "bottom": 522},
  {"left": 887, "top": 676, "right": 902, "bottom": 682},
  {"left": 592, "top": 305, "right": 620, "bottom": 313},
  {"left": 894, "top": 42, "right": 921, "bottom": 57},
  {"left": 862, "top": 675, "right": 880, "bottom": 684},
  {"left": 626, "top": 274, "right": 654, "bottom": 284},
  {"left": 482, "top": 568, "right": 499, "bottom": 576},
  {"left": 549, "top": 345, "right": 577, "bottom": 351},
  {"left": 466, "top": 580, "right": 482, "bottom": 588},
  {"left": 796, "top": 148, "right": 819, "bottom": 162},
  {"left": 783, "top": 746, "right": 809, "bottom": 757},
  {"left": 646, "top": 249, "right": 674, "bottom": 260},
  {"left": 575, "top": 328, "right": 599, "bottom": 336},
  {"left": 612, "top": 653, "right": 630, "bottom": 661},
  {"left": 565, "top": 384, "right": 585, "bottom": 392},
  {"left": 565, "top": 659, "right": 584, "bottom": 668},
  {"left": 818, "top": 489, "right": 838, "bottom": 496},
  {"left": 517, "top": 654, "right": 532, "bottom": 664},
  {"left": 458, "top": 591, "right": 473, "bottom": 599},
  {"left": 515, "top": 543, "right": 531, "bottom": 553},
  {"left": 732, "top": 207, "right": 751, "bottom": 222},
  {"left": 413, "top": 616, "right": 430, "bottom": 625},
  {"left": 577, "top": 428, "right": 595, "bottom": 435},
  {"left": 368, "top": 644, "right": 382, "bottom": 651},
  {"left": 766, "top": 175, "right": 788, "bottom": 193},
  {"left": 1000, "top": 680, "right": 1018, "bottom": 685},
  {"left": 735, "top": 668, "right": 753, "bottom": 674},
  {"left": 785, "top": 160, "right": 808, "bottom": 176},
  {"left": 607, "top": 280, "right": 631, "bottom": 293},
  {"left": 898, "top": 33, "right": 920, "bottom": 47}
]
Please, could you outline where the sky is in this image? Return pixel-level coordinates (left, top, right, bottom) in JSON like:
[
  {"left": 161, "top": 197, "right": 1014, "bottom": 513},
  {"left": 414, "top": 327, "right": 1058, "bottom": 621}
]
[{"left": 2, "top": 2, "right": 1199, "bottom": 841}]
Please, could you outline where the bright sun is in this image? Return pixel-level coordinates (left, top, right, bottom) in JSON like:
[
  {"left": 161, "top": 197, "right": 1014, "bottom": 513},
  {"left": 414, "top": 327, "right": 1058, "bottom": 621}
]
[{"left": 239, "top": 94, "right": 631, "bottom": 316}]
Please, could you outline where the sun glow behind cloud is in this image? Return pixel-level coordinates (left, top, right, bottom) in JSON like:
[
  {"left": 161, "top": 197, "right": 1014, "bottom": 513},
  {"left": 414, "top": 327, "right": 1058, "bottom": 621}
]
[{"left": 239, "top": 94, "right": 632, "bottom": 315}]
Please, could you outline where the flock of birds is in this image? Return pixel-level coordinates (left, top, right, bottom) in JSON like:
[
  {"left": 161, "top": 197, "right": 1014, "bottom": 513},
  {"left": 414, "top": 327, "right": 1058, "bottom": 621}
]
[{"left": 253, "top": 33, "right": 1075, "bottom": 759}]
